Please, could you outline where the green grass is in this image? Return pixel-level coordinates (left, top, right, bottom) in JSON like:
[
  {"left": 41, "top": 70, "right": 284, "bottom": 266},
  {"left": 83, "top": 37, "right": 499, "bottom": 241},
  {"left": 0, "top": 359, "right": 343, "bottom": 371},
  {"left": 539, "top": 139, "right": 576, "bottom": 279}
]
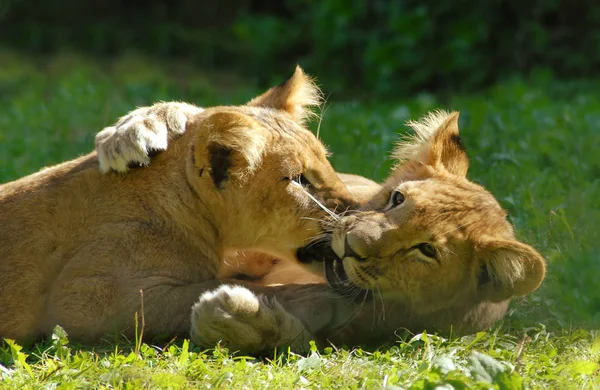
[{"left": 1, "top": 51, "right": 599, "bottom": 388}]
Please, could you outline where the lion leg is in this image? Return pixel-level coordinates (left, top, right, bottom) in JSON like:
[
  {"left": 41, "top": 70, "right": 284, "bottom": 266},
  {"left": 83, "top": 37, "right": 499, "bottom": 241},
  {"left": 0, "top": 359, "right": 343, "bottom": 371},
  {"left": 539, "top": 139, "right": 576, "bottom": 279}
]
[{"left": 44, "top": 268, "right": 224, "bottom": 342}]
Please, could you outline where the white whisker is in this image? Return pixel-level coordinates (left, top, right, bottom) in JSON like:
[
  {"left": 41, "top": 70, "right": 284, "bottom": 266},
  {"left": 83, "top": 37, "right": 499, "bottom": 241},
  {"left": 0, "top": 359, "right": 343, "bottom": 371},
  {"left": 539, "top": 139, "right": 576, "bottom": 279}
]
[
  {"left": 439, "top": 219, "right": 477, "bottom": 236},
  {"left": 299, "top": 216, "right": 337, "bottom": 228},
  {"left": 291, "top": 181, "right": 339, "bottom": 221},
  {"left": 334, "top": 289, "right": 370, "bottom": 334},
  {"left": 376, "top": 283, "right": 386, "bottom": 323},
  {"left": 315, "top": 94, "right": 331, "bottom": 140}
]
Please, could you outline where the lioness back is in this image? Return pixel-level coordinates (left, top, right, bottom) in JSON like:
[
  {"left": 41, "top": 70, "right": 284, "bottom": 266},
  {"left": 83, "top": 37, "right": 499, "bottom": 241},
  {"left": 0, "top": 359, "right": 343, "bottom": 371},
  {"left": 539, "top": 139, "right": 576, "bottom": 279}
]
[{"left": 0, "top": 134, "right": 206, "bottom": 341}]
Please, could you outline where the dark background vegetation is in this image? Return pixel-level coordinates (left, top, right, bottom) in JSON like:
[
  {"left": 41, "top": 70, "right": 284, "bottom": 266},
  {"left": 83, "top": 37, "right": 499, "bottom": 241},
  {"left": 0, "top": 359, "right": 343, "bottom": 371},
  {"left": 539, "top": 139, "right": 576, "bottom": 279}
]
[{"left": 1, "top": 0, "right": 599, "bottom": 97}]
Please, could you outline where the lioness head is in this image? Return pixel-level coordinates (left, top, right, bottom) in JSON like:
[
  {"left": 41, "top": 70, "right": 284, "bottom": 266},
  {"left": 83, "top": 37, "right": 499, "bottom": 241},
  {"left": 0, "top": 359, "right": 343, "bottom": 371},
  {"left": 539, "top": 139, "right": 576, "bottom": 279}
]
[
  {"left": 326, "top": 111, "right": 546, "bottom": 322},
  {"left": 183, "top": 67, "right": 355, "bottom": 261}
]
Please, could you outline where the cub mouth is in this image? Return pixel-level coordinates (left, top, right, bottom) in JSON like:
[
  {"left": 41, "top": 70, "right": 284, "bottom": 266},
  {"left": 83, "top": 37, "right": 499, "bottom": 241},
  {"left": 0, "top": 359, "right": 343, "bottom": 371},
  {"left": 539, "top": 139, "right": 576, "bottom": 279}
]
[
  {"left": 324, "top": 257, "right": 372, "bottom": 302},
  {"left": 296, "top": 237, "right": 372, "bottom": 302}
]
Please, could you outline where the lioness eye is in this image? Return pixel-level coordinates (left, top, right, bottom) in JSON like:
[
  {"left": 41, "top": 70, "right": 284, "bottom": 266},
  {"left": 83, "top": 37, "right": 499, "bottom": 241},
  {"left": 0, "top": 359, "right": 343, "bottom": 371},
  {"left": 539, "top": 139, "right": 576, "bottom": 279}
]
[
  {"left": 416, "top": 243, "right": 437, "bottom": 259},
  {"left": 298, "top": 174, "right": 312, "bottom": 189},
  {"left": 390, "top": 191, "right": 405, "bottom": 207}
]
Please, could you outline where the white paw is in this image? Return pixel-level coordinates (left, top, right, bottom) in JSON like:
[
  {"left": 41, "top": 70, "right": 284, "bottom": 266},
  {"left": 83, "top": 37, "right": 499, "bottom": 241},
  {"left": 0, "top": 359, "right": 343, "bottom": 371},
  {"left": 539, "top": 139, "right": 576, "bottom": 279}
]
[
  {"left": 190, "top": 285, "right": 312, "bottom": 354},
  {"left": 95, "top": 103, "right": 203, "bottom": 173}
]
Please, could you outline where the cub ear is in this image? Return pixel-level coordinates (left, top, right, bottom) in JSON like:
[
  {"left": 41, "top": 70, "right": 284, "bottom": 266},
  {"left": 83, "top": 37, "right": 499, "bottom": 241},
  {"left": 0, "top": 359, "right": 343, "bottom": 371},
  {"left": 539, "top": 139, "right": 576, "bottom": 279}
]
[
  {"left": 428, "top": 112, "right": 469, "bottom": 176},
  {"left": 476, "top": 237, "right": 547, "bottom": 303},
  {"left": 193, "top": 111, "right": 266, "bottom": 189},
  {"left": 392, "top": 110, "right": 469, "bottom": 177},
  {"left": 246, "top": 65, "right": 321, "bottom": 124}
]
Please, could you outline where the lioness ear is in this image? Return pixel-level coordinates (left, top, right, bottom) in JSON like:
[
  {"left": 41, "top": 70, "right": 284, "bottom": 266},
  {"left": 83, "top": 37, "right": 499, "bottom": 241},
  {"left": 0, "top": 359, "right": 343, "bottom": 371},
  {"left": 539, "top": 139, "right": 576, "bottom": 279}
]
[
  {"left": 246, "top": 65, "right": 321, "bottom": 124},
  {"left": 477, "top": 238, "right": 546, "bottom": 303},
  {"left": 194, "top": 111, "right": 266, "bottom": 189},
  {"left": 393, "top": 110, "right": 469, "bottom": 177}
]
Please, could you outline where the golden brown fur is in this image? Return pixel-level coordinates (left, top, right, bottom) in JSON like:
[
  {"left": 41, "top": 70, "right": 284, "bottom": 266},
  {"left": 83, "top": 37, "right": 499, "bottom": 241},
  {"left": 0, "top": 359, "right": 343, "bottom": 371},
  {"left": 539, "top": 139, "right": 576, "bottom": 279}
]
[
  {"left": 182, "top": 110, "right": 546, "bottom": 354},
  {"left": 93, "top": 99, "right": 546, "bottom": 353},
  {"left": 0, "top": 67, "right": 356, "bottom": 344},
  {"left": 217, "top": 173, "right": 379, "bottom": 284},
  {"left": 330, "top": 111, "right": 545, "bottom": 306}
]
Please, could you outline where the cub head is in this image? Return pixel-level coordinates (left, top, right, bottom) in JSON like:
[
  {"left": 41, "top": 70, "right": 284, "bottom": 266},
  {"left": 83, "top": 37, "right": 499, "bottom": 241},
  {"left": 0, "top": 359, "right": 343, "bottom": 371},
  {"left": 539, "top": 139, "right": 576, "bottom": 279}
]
[
  {"left": 327, "top": 111, "right": 546, "bottom": 327},
  {"left": 185, "top": 67, "right": 355, "bottom": 261}
]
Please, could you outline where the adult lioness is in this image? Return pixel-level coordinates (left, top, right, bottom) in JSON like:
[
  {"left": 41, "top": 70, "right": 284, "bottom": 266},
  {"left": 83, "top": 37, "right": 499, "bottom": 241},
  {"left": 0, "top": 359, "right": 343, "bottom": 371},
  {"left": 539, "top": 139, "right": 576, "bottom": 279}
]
[
  {"left": 0, "top": 67, "right": 356, "bottom": 344},
  {"left": 98, "top": 107, "right": 546, "bottom": 354}
]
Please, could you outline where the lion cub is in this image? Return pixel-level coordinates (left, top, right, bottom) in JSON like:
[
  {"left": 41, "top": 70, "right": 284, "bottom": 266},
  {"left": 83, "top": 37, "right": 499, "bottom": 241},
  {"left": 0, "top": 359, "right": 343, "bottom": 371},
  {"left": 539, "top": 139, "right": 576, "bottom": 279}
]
[
  {"left": 98, "top": 108, "right": 546, "bottom": 354},
  {"left": 0, "top": 67, "right": 355, "bottom": 343}
]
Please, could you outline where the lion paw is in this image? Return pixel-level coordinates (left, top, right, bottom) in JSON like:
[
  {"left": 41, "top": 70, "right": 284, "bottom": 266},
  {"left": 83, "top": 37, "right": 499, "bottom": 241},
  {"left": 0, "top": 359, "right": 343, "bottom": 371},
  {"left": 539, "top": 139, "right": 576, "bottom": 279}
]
[
  {"left": 190, "top": 285, "right": 313, "bottom": 354},
  {"left": 95, "top": 102, "right": 203, "bottom": 173}
]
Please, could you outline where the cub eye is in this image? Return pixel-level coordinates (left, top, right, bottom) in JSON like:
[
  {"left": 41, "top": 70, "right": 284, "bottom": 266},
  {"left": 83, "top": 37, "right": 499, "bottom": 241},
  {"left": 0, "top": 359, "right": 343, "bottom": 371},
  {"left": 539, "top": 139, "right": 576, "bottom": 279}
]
[
  {"left": 390, "top": 190, "right": 405, "bottom": 207},
  {"left": 416, "top": 243, "right": 437, "bottom": 259}
]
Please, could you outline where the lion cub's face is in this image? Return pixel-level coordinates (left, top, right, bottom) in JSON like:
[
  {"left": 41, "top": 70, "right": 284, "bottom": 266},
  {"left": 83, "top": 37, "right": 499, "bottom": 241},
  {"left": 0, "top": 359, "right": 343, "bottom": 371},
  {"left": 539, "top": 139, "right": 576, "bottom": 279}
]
[
  {"left": 186, "top": 68, "right": 355, "bottom": 262},
  {"left": 328, "top": 111, "right": 546, "bottom": 316}
]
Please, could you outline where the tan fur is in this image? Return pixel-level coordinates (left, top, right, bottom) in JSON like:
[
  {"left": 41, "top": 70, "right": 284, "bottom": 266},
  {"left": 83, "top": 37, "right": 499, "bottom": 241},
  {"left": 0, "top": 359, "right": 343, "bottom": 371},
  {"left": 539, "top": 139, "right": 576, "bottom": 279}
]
[
  {"left": 247, "top": 66, "right": 322, "bottom": 124},
  {"left": 183, "top": 111, "right": 546, "bottom": 354},
  {"left": 0, "top": 69, "right": 356, "bottom": 344},
  {"left": 331, "top": 111, "right": 545, "bottom": 309},
  {"left": 94, "top": 102, "right": 546, "bottom": 354},
  {"left": 217, "top": 173, "right": 379, "bottom": 284}
]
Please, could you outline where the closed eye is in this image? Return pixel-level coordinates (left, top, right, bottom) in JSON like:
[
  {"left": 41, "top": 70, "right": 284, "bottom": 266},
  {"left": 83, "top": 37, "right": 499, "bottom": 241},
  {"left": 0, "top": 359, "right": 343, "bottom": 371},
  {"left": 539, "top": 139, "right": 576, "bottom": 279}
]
[
  {"left": 282, "top": 173, "right": 312, "bottom": 188},
  {"left": 298, "top": 174, "right": 312, "bottom": 189}
]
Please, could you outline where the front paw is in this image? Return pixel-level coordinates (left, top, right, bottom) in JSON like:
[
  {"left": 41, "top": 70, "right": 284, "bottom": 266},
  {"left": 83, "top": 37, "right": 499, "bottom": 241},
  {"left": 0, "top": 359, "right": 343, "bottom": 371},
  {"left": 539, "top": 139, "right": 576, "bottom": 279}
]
[
  {"left": 95, "top": 102, "right": 203, "bottom": 173},
  {"left": 190, "top": 285, "right": 313, "bottom": 354}
]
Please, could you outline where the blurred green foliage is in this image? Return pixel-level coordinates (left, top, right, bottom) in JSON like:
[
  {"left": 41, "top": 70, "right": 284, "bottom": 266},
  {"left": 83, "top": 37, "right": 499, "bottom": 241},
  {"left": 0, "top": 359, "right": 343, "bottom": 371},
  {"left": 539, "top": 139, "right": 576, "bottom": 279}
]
[{"left": 2, "top": 1, "right": 599, "bottom": 97}]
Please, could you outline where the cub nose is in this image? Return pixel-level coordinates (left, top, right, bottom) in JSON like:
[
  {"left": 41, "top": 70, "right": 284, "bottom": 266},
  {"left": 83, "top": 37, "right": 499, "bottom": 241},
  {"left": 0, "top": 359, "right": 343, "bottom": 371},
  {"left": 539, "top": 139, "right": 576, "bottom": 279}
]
[{"left": 344, "top": 236, "right": 366, "bottom": 261}]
